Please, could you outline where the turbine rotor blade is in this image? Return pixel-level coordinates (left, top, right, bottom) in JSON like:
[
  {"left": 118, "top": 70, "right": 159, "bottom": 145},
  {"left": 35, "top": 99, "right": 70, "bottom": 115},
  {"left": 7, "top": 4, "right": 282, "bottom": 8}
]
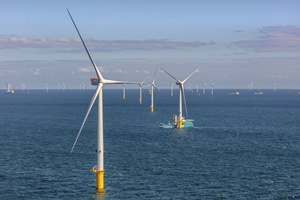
[
  {"left": 67, "top": 9, "right": 103, "bottom": 81},
  {"left": 160, "top": 68, "right": 181, "bottom": 83},
  {"left": 182, "top": 67, "right": 200, "bottom": 84},
  {"left": 152, "top": 66, "right": 158, "bottom": 83},
  {"left": 104, "top": 80, "right": 139, "bottom": 85},
  {"left": 153, "top": 84, "right": 160, "bottom": 93},
  {"left": 71, "top": 83, "right": 103, "bottom": 153}
]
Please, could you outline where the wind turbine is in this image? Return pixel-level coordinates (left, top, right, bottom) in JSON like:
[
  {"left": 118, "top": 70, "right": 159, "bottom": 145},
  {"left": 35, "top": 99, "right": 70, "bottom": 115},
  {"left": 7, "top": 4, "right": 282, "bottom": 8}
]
[
  {"left": 202, "top": 82, "right": 206, "bottom": 94},
  {"left": 148, "top": 67, "right": 159, "bottom": 112},
  {"left": 170, "top": 82, "right": 174, "bottom": 96},
  {"left": 6, "top": 82, "right": 14, "bottom": 94},
  {"left": 273, "top": 83, "right": 277, "bottom": 92},
  {"left": 46, "top": 83, "right": 49, "bottom": 93},
  {"left": 249, "top": 81, "right": 253, "bottom": 91},
  {"left": 138, "top": 78, "right": 147, "bottom": 104},
  {"left": 63, "top": 83, "right": 66, "bottom": 92},
  {"left": 165, "top": 76, "right": 174, "bottom": 97},
  {"left": 139, "top": 83, "right": 143, "bottom": 104},
  {"left": 122, "top": 84, "right": 126, "bottom": 100},
  {"left": 196, "top": 82, "right": 199, "bottom": 94},
  {"left": 67, "top": 9, "right": 138, "bottom": 192},
  {"left": 161, "top": 68, "right": 199, "bottom": 128},
  {"left": 211, "top": 83, "right": 214, "bottom": 95},
  {"left": 188, "top": 82, "right": 193, "bottom": 92}
]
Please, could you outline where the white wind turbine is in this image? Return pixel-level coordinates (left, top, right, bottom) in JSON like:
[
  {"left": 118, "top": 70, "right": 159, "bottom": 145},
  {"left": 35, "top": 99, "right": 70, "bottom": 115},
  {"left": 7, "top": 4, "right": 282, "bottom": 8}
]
[
  {"left": 46, "top": 83, "right": 49, "bottom": 93},
  {"left": 273, "top": 83, "right": 277, "bottom": 92},
  {"left": 161, "top": 68, "right": 199, "bottom": 128},
  {"left": 188, "top": 82, "right": 193, "bottom": 92},
  {"left": 249, "top": 81, "right": 254, "bottom": 91},
  {"left": 202, "top": 82, "right": 206, "bottom": 94},
  {"left": 211, "top": 83, "right": 214, "bottom": 95},
  {"left": 170, "top": 82, "right": 174, "bottom": 96},
  {"left": 67, "top": 9, "right": 138, "bottom": 192},
  {"left": 138, "top": 78, "right": 147, "bottom": 104},
  {"left": 139, "top": 83, "right": 143, "bottom": 104},
  {"left": 166, "top": 76, "right": 174, "bottom": 97},
  {"left": 63, "top": 83, "right": 66, "bottom": 92},
  {"left": 196, "top": 82, "right": 199, "bottom": 94},
  {"left": 148, "top": 67, "right": 159, "bottom": 112},
  {"left": 122, "top": 84, "right": 126, "bottom": 100}
]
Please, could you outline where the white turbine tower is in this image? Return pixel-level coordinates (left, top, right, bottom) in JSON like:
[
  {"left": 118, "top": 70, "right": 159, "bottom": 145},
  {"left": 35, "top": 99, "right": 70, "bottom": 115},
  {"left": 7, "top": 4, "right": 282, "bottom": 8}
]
[
  {"left": 139, "top": 83, "right": 143, "bottom": 104},
  {"left": 202, "top": 82, "right": 206, "bottom": 95},
  {"left": 122, "top": 84, "right": 126, "bottom": 100},
  {"left": 249, "top": 81, "right": 254, "bottom": 91},
  {"left": 138, "top": 78, "right": 147, "bottom": 104},
  {"left": 170, "top": 83, "right": 174, "bottom": 97},
  {"left": 211, "top": 83, "right": 214, "bottom": 95},
  {"left": 68, "top": 10, "right": 138, "bottom": 192},
  {"left": 46, "top": 83, "right": 49, "bottom": 93},
  {"left": 188, "top": 82, "right": 193, "bottom": 92},
  {"left": 166, "top": 77, "right": 174, "bottom": 97},
  {"left": 63, "top": 83, "right": 66, "bottom": 92},
  {"left": 273, "top": 83, "right": 277, "bottom": 92},
  {"left": 161, "top": 68, "right": 199, "bottom": 128},
  {"left": 196, "top": 82, "right": 199, "bottom": 94},
  {"left": 148, "top": 67, "right": 159, "bottom": 112}
]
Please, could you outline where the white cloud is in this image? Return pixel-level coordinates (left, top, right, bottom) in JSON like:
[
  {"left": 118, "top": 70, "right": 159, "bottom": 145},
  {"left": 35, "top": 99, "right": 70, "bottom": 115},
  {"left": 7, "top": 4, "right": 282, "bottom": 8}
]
[
  {"left": 0, "top": 37, "right": 215, "bottom": 52},
  {"left": 113, "top": 69, "right": 128, "bottom": 73},
  {"left": 233, "top": 26, "right": 300, "bottom": 52},
  {"left": 77, "top": 66, "right": 92, "bottom": 73}
]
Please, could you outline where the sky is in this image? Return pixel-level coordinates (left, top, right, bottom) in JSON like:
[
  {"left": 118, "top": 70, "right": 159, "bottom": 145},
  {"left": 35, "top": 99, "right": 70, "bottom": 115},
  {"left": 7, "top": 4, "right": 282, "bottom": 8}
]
[{"left": 1, "top": 0, "right": 300, "bottom": 90}]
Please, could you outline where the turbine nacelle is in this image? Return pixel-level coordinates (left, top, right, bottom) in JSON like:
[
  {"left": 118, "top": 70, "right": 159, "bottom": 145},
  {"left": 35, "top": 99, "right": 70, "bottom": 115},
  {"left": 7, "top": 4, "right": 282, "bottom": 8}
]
[{"left": 91, "top": 78, "right": 98, "bottom": 85}]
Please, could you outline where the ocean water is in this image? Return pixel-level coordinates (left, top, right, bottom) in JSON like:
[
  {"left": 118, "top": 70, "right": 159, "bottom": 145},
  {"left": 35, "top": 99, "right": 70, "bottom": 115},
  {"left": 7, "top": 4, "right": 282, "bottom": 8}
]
[{"left": 0, "top": 89, "right": 300, "bottom": 199}]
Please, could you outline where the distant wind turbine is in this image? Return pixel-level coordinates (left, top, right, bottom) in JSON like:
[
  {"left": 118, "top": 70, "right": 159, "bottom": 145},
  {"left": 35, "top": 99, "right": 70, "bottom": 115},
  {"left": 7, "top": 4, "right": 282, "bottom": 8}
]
[
  {"left": 249, "top": 81, "right": 253, "bottom": 91},
  {"left": 138, "top": 78, "right": 147, "bottom": 104},
  {"left": 147, "top": 67, "right": 159, "bottom": 112},
  {"left": 202, "top": 82, "right": 206, "bottom": 94},
  {"left": 166, "top": 77, "right": 174, "bottom": 97},
  {"left": 122, "top": 84, "right": 126, "bottom": 100},
  {"left": 188, "top": 82, "right": 193, "bottom": 92},
  {"left": 170, "top": 82, "right": 174, "bottom": 96},
  {"left": 211, "top": 83, "right": 214, "bottom": 95},
  {"left": 67, "top": 9, "right": 138, "bottom": 192},
  {"left": 139, "top": 83, "right": 143, "bottom": 104},
  {"left": 161, "top": 68, "right": 199, "bottom": 128},
  {"left": 63, "top": 83, "right": 66, "bottom": 92}
]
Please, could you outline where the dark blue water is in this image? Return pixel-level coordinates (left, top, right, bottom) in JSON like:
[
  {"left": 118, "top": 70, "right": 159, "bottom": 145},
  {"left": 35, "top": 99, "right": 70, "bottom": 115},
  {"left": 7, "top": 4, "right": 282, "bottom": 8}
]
[{"left": 1, "top": 89, "right": 300, "bottom": 199}]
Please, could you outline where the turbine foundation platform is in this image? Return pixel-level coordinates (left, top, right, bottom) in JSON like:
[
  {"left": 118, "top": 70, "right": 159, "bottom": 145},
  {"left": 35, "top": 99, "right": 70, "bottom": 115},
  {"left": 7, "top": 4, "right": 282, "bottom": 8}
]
[{"left": 92, "top": 168, "right": 105, "bottom": 192}]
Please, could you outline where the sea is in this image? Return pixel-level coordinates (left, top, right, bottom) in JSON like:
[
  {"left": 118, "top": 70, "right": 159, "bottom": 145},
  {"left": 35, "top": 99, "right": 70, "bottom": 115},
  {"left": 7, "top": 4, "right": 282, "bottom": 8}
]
[{"left": 0, "top": 89, "right": 300, "bottom": 199}]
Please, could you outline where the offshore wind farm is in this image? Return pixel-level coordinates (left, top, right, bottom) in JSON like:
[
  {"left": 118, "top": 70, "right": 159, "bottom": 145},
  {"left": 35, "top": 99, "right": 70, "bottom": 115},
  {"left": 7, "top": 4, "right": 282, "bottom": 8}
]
[
  {"left": 1, "top": 87, "right": 300, "bottom": 199},
  {"left": 1, "top": 1, "right": 300, "bottom": 199}
]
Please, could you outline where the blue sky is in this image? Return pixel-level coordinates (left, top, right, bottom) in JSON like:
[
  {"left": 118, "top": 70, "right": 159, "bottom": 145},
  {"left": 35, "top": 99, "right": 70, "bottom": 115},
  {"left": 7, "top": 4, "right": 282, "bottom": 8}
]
[{"left": 1, "top": 0, "right": 300, "bottom": 89}]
